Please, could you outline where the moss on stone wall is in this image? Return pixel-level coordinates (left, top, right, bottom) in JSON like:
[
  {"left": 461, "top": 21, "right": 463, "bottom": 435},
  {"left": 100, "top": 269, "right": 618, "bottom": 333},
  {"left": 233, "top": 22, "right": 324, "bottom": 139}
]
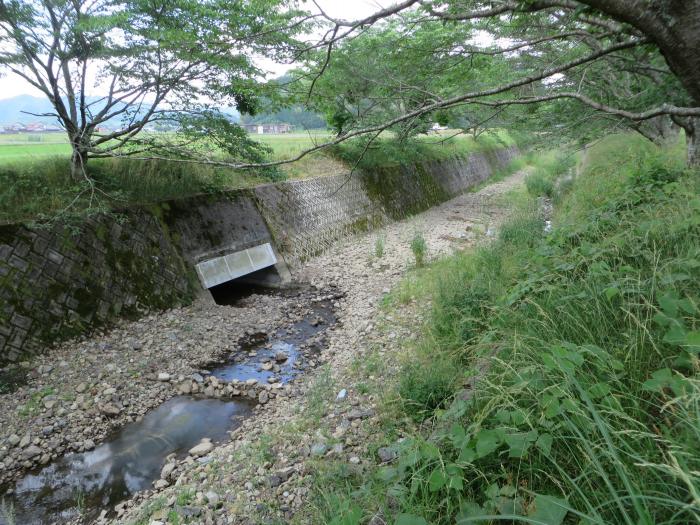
[{"left": 360, "top": 162, "right": 450, "bottom": 220}]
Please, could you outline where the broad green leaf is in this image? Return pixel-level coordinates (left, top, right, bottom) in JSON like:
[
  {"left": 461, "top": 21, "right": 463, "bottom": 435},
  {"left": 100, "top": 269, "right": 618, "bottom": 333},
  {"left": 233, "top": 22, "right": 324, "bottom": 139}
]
[
  {"left": 686, "top": 330, "right": 700, "bottom": 349},
  {"left": 663, "top": 324, "right": 686, "bottom": 345},
  {"left": 450, "top": 423, "right": 467, "bottom": 445},
  {"left": 456, "top": 501, "right": 486, "bottom": 524},
  {"left": 658, "top": 293, "right": 679, "bottom": 317},
  {"left": 511, "top": 408, "right": 528, "bottom": 425},
  {"left": 528, "top": 494, "right": 569, "bottom": 525},
  {"left": 395, "top": 514, "right": 428, "bottom": 525},
  {"left": 420, "top": 441, "right": 440, "bottom": 460},
  {"left": 428, "top": 467, "right": 447, "bottom": 492},
  {"left": 448, "top": 473, "right": 464, "bottom": 491},
  {"left": 588, "top": 382, "right": 611, "bottom": 399},
  {"left": 505, "top": 430, "right": 537, "bottom": 458},
  {"left": 543, "top": 396, "right": 561, "bottom": 418},
  {"left": 604, "top": 286, "right": 619, "bottom": 300},
  {"left": 475, "top": 429, "right": 501, "bottom": 458},
  {"left": 642, "top": 368, "right": 673, "bottom": 392},
  {"left": 458, "top": 444, "right": 476, "bottom": 463},
  {"left": 536, "top": 433, "right": 553, "bottom": 455},
  {"left": 377, "top": 466, "right": 398, "bottom": 482}
]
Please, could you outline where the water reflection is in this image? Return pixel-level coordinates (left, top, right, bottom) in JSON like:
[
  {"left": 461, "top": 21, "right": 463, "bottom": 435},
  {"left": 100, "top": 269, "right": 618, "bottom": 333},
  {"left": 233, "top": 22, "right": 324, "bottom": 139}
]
[{"left": 0, "top": 397, "right": 250, "bottom": 525}]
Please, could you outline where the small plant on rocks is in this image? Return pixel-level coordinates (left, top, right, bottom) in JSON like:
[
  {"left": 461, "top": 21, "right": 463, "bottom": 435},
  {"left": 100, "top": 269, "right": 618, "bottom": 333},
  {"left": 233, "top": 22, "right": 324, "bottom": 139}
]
[
  {"left": 410, "top": 232, "right": 427, "bottom": 267},
  {"left": 374, "top": 235, "right": 385, "bottom": 258}
]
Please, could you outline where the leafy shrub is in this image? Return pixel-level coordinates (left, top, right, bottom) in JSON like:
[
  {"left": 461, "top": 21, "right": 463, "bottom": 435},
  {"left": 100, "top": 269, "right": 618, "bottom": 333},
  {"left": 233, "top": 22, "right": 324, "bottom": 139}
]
[
  {"left": 525, "top": 150, "right": 575, "bottom": 199},
  {"left": 0, "top": 156, "right": 280, "bottom": 223},
  {"left": 524, "top": 171, "right": 554, "bottom": 197},
  {"left": 497, "top": 207, "right": 543, "bottom": 248}
]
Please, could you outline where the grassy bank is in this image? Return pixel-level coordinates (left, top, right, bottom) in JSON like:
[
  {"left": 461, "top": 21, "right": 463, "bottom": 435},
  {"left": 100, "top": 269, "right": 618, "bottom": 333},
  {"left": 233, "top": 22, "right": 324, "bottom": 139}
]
[
  {"left": 330, "top": 130, "right": 515, "bottom": 169},
  {"left": 309, "top": 135, "right": 700, "bottom": 524},
  {"left": 0, "top": 131, "right": 514, "bottom": 224}
]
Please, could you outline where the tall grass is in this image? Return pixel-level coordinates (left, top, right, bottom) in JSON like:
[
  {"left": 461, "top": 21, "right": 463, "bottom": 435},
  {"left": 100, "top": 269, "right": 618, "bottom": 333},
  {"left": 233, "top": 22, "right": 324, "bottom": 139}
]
[
  {"left": 0, "top": 156, "right": 278, "bottom": 224},
  {"left": 310, "top": 135, "right": 700, "bottom": 525},
  {"left": 330, "top": 131, "right": 514, "bottom": 169},
  {"left": 524, "top": 149, "right": 575, "bottom": 200}
]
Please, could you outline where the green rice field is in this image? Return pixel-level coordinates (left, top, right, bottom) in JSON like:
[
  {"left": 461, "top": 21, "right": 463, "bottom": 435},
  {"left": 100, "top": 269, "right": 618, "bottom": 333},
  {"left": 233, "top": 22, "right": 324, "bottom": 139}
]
[
  {"left": 0, "top": 131, "right": 332, "bottom": 164},
  {"left": 0, "top": 133, "right": 71, "bottom": 163}
]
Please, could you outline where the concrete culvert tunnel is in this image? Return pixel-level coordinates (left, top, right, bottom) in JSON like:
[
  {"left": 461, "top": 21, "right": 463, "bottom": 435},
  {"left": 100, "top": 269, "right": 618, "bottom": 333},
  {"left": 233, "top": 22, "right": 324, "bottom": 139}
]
[
  {"left": 194, "top": 242, "right": 292, "bottom": 306},
  {"left": 208, "top": 266, "right": 286, "bottom": 305}
]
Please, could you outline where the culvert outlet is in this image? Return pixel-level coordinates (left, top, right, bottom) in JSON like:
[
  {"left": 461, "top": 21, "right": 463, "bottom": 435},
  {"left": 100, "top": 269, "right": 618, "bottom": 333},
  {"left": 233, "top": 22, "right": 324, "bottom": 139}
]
[{"left": 195, "top": 243, "right": 291, "bottom": 304}]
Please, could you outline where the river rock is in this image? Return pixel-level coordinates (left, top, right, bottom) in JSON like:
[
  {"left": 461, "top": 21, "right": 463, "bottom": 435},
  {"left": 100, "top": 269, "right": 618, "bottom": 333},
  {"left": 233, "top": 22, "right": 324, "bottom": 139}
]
[
  {"left": 275, "top": 350, "right": 288, "bottom": 363},
  {"left": 178, "top": 381, "right": 192, "bottom": 394},
  {"left": 7, "top": 434, "right": 20, "bottom": 447},
  {"left": 22, "top": 445, "right": 42, "bottom": 459},
  {"left": 99, "top": 402, "right": 121, "bottom": 416},
  {"left": 377, "top": 447, "right": 398, "bottom": 463},
  {"left": 19, "top": 433, "right": 31, "bottom": 448},
  {"left": 310, "top": 443, "right": 327, "bottom": 456},
  {"left": 205, "top": 491, "right": 220, "bottom": 507},
  {"left": 154, "top": 479, "right": 169, "bottom": 489},
  {"left": 161, "top": 462, "right": 176, "bottom": 480},
  {"left": 188, "top": 438, "right": 213, "bottom": 457},
  {"left": 346, "top": 408, "right": 374, "bottom": 421},
  {"left": 157, "top": 372, "right": 171, "bottom": 382},
  {"left": 258, "top": 391, "right": 269, "bottom": 404}
]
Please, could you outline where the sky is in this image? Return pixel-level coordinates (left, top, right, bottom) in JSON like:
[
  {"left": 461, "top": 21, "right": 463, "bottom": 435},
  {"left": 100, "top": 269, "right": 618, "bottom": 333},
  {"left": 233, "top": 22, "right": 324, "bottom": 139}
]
[{"left": 0, "top": 0, "right": 391, "bottom": 101}]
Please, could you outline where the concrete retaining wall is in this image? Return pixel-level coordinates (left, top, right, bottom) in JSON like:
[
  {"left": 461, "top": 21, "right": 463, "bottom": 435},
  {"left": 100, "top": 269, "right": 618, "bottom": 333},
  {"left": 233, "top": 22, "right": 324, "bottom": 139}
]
[
  {"left": 0, "top": 145, "right": 519, "bottom": 364},
  {"left": 0, "top": 212, "right": 193, "bottom": 364}
]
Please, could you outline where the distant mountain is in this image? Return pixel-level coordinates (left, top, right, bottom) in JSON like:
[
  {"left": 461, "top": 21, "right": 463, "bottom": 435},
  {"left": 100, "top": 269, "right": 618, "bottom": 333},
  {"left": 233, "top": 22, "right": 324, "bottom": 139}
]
[
  {"left": 0, "top": 95, "right": 59, "bottom": 125},
  {"left": 241, "top": 105, "right": 326, "bottom": 129},
  {"left": 0, "top": 95, "right": 241, "bottom": 126}
]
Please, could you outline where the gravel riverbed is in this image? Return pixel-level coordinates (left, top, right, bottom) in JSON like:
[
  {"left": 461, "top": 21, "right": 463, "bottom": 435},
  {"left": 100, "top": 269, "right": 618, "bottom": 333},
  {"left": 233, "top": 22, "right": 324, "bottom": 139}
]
[{"left": 0, "top": 170, "right": 526, "bottom": 524}]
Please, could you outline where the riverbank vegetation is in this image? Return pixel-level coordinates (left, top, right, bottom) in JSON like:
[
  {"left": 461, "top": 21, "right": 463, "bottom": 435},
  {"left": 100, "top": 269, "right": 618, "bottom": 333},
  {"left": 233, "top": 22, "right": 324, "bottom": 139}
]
[
  {"left": 306, "top": 134, "right": 700, "bottom": 525},
  {"left": 0, "top": 131, "right": 515, "bottom": 224}
]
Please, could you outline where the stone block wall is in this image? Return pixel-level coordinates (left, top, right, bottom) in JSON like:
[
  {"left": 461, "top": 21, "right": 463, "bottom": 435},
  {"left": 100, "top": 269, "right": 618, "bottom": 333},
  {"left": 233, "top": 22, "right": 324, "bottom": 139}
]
[
  {"left": 0, "top": 211, "right": 193, "bottom": 364},
  {"left": 0, "top": 145, "right": 520, "bottom": 364}
]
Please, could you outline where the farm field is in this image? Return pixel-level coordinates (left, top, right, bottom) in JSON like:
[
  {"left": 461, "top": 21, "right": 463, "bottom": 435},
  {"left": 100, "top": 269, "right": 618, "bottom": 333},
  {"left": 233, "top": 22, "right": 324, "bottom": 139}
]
[
  {"left": 0, "top": 131, "right": 331, "bottom": 164},
  {"left": 0, "top": 133, "right": 70, "bottom": 163}
]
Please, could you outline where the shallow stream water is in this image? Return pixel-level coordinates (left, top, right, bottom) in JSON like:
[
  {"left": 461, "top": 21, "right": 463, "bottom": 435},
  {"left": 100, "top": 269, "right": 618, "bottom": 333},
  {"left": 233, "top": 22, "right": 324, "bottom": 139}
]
[
  {"left": 0, "top": 288, "right": 337, "bottom": 525},
  {"left": 0, "top": 397, "right": 250, "bottom": 524}
]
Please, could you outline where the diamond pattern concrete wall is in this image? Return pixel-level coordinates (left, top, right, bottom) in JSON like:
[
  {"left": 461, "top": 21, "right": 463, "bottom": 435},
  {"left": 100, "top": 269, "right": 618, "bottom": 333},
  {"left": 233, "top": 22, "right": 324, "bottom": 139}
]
[{"left": 255, "top": 146, "right": 519, "bottom": 266}]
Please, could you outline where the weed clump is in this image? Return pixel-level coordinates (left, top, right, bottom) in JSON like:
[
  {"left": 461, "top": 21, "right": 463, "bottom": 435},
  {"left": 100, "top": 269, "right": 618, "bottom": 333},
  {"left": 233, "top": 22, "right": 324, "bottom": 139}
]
[
  {"left": 410, "top": 232, "right": 427, "bottom": 267},
  {"left": 524, "top": 150, "right": 575, "bottom": 200},
  {"left": 398, "top": 357, "right": 459, "bottom": 421},
  {"left": 374, "top": 235, "right": 385, "bottom": 258}
]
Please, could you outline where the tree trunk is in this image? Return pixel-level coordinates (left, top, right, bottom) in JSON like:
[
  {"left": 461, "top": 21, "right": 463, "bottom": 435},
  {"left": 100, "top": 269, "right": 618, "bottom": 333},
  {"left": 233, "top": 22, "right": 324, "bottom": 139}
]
[
  {"left": 69, "top": 144, "right": 88, "bottom": 182},
  {"left": 687, "top": 121, "right": 700, "bottom": 167},
  {"left": 580, "top": 1, "right": 700, "bottom": 105}
]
